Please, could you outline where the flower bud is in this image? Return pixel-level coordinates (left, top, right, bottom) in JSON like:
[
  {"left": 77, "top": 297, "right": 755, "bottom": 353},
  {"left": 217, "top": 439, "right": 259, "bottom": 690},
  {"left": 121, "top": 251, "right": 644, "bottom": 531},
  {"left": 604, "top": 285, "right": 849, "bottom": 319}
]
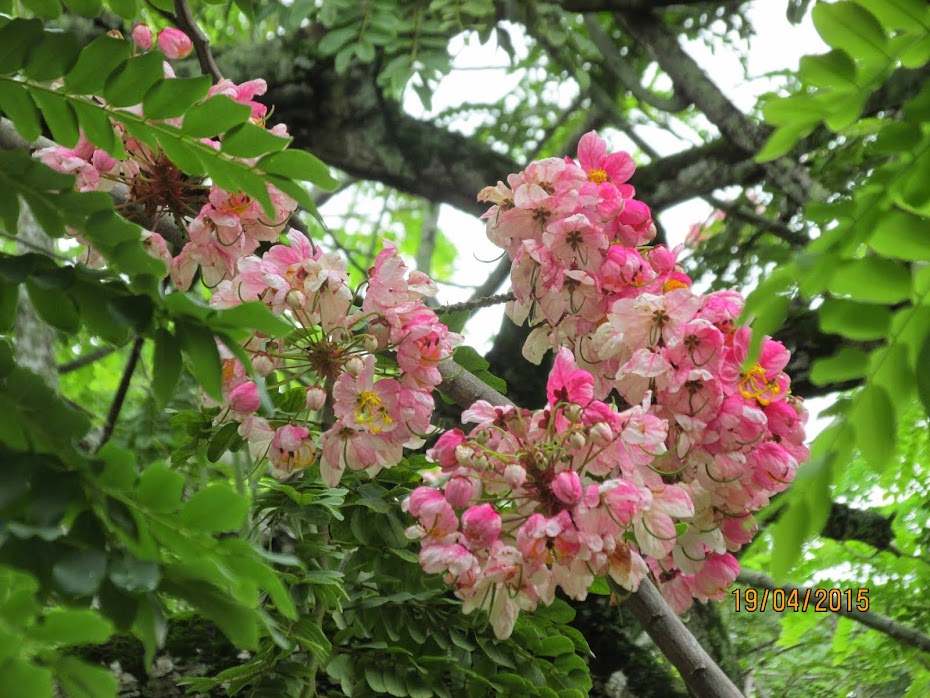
[
  {"left": 563, "top": 404, "right": 582, "bottom": 423},
  {"left": 229, "top": 381, "right": 260, "bottom": 415},
  {"left": 473, "top": 429, "right": 490, "bottom": 446},
  {"left": 305, "top": 385, "right": 327, "bottom": 411},
  {"left": 568, "top": 431, "right": 586, "bottom": 450},
  {"left": 252, "top": 352, "right": 275, "bottom": 377},
  {"left": 461, "top": 504, "right": 502, "bottom": 547},
  {"left": 362, "top": 334, "right": 379, "bottom": 353},
  {"left": 589, "top": 421, "right": 613, "bottom": 446},
  {"left": 444, "top": 476, "right": 474, "bottom": 509},
  {"left": 285, "top": 289, "right": 305, "bottom": 310},
  {"left": 345, "top": 356, "right": 364, "bottom": 377},
  {"left": 131, "top": 23, "right": 153, "bottom": 50},
  {"left": 157, "top": 27, "right": 193, "bottom": 60},
  {"left": 503, "top": 464, "right": 527, "bottom": 488},
  {"left": 551, "top": 470, "right": 583, "bottom": 505}
]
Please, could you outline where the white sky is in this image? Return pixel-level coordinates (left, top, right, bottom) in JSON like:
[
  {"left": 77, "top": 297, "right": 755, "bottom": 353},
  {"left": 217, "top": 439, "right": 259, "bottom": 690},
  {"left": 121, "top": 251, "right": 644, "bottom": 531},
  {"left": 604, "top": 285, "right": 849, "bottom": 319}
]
[{"left": 320, "top": 0, "right": 833, "bottom": 439}]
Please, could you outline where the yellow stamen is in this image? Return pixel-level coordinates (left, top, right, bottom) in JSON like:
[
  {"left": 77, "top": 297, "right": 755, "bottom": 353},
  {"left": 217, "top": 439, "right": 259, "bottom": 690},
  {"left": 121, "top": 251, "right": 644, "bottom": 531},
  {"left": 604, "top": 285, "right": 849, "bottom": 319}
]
[
  {"left": 222, "top": 359, "right": 237, "bottom": 383},
  {"left": 663, "top": 278, "right": 689, "bottom": 292},
  {"left": 354, "top": 390, "right": 393, "bottom": 434},
  {"left": 738, "top": 363, "right": 782, "bottom": 406},
  {"left": 588, "top": 168, "right": 608, "bottom": 184}
]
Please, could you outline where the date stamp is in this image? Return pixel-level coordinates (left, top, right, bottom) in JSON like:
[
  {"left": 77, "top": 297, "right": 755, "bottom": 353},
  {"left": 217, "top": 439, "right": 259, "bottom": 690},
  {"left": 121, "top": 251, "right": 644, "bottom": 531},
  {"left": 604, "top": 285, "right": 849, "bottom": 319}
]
[{"left": 732, "top": 587, "right": 869, "bottom": 613}]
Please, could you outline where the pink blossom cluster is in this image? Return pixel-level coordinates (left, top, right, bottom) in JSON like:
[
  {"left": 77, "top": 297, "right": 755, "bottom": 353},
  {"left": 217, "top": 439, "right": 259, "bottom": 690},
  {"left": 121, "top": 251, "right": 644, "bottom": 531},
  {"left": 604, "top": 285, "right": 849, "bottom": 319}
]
[
  {"left": 405, "top": 132, "right": 808, "bottom": 638},
  {"left": 209, "top": 233, "right": 462, "bottom": 485},
  {"left": 34, "top": 26, "right": 290, "bottom": 289}
]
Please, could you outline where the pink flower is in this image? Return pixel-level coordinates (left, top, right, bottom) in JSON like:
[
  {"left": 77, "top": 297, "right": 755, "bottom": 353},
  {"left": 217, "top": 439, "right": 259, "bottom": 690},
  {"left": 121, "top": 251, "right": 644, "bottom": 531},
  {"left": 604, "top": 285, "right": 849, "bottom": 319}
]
[
  {"left": 268, "top": 424, "right": 315, "bottom": 477},
  {"left": 461, "top": 504, "right": 502, "bottom": 548},
  {"left": 444, "top": 476, "right": 475, "bottom": 509},
  {"left": 229, "top": 381, "right": 260, "bottom": 415},
  {"left": 132, "top": 23, "right": 153, "bottom": 50},
  {"left": 551, "top": 470, "right": 583, "bottom": 505},
  {"left": 576, "top": 131, "right": 636, "bottom": 187},
  {"left": 546, "top": 347, "right": 594, "bottom": 407},
  {"left": 157, "top": 28, "right": 193, "bottom": 60}
]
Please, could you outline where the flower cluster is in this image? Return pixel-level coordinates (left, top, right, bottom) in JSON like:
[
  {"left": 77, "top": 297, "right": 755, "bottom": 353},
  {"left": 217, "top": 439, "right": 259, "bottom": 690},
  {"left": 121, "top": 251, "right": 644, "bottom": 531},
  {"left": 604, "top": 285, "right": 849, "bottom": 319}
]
[
  {"left": 211, "top": 234, "right": 461, "bottom": 485},
  {"left": 34, "top": 24, "right": 293, "bottom": 290},
  {"left": 405, "top": 132, "right": 808, "bottom": 638}
]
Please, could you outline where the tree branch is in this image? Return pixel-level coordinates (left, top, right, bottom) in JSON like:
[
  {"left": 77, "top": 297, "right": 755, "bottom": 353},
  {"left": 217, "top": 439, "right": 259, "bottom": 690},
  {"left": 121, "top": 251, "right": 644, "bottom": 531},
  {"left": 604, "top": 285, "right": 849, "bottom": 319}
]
[
  {"left": 96, "top": 336, "right": 144, "bottom": 452},
  {"left": 737, "top": 568, "right": 930, "bottom": 654},
  {"left": 437, "top": 358, "right": 744, "bottom": 698},
  {"left": 559, "top": 0, "right": 746, "bottom": 10},
  {"left": 58, "top": 346, "right": 119, "bottom": 374},
  {"left": 172, "top": 0, "right": 224, "bottom": 83}
]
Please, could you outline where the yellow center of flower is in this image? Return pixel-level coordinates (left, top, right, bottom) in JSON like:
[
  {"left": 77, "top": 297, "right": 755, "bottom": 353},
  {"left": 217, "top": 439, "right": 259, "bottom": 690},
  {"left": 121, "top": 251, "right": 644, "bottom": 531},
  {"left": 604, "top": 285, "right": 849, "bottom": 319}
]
[
  {"left": 222, "top": 359, "right": 237, "bottom": 383},
  {"left": 355, "top": 390, "right": 393, "bottom": 434},
  {"left": 663, "top": 278, "right": 689, "bottom": 292},
  {"left": 588, "top": 168, "right": 608, "bottom": 184},
  {"left": 221, "top": 193, "right": 253, "bottom": 215},
  {"left": 738, "top": 363, "right": 782, "bottom": 406}
]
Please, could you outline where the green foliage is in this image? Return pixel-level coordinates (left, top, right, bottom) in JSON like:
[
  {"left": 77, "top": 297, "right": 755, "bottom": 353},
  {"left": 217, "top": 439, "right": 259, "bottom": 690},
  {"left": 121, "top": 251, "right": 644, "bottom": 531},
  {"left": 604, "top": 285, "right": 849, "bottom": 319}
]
[{"left": 747, "top": 0, "right": 930, "bottom": 575}]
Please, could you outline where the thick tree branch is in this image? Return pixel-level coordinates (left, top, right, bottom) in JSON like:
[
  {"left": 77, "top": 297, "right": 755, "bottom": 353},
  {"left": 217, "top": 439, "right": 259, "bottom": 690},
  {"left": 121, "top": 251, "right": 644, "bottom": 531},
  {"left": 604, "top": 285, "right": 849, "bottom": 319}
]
[
  {"left": 437, "top": 358, "right": 744, "bottom": 698},
  {"left": 737, "top": 569, "right": 930, "bottom": 654}
]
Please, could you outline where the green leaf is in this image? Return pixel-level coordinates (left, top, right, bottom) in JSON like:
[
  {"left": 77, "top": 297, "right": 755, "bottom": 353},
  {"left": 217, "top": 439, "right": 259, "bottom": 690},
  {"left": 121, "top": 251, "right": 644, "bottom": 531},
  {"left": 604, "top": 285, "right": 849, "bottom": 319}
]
[
  {"left": 852, "top": 384, "right": 896, "bottom": 472},
  {"left": 31, "top": 608, "right": 113, "bottom": 645},
  {"left": 826, "top": 257, "right": 911, "bottom": 304},
  {"left": 30, "top": 90, "right": 80, "bottom": 148},
  {"left": 870, "top": 210, "right": 930, "bottom": 260},
  {"left": 109, "top": 555, "right": 160, "bottom": 594},
  {"left": 538, "top": 636, "right": 575, "bottom": 657},
  {"left": 812, "top": 1, "right": 889, "bottom": 66},
  {"left": 103, "top": 51, "right": 166, "bottom": 108},
  {"left": 854, "top": 0, "right": 929, "bottom": 31},
  {"left": 152, "top": 330, "right": 182, "bottom": 406},
  {"left": 142, "top": 76, "right": 212, "bottom": 120},
  {"left": 71, "top": 100, "right": 123, "bottom": 158},
  {"left": 755, "top": 123, "right": 812, "bottom": 162},
  {"left": 212, "top": 302, "right": 292, "bottom": 337},
  {"left": 55, "top": 656, "right": 119, "bottom": 698},
  {"left": 25, "top": 281, "right": 81, "bottom": 333},
  {"left": 810, "top": 347, "right": 870, "bottom": 386},
  {"left": 135, "top": 463, "right": 185, "bottom": 513},
  {"left": 179, "top": 483, "right": 249, "bottom": 533},
  {"left": 52, "top": 548, "right": 108, "bottom": 596},
  {"left": 106, "top": 0, "right": 138, "bottom": 18},
  {"left": 182, "top": 95, "right": 252, "bottom": 138},
  {"left": 0, "top": 659, "right": 53, "bottom": 698},
  {"left": 207, "top": 421, "right": 240, "bottom": 463},
  {"left": 257, "top": 149, "right": 339, "bottom": 191},
  {"left": 0, "top": 19, "right": 44, "bottom": 75},
  {"left": 62, "top": 0, "right": 104, "bottom": 17},
  {"left": 770, "top": 498, "right": 809, "bottom": 577},
  {"left": 0, "top": 82, "right": 41, "bottom": 145},
  {"left": 21, "top": 0, "right": 60, "bottom": 19},
  {"left": 917, "top": 333, "right": 930, "bottom": 419},
  {"left": 818, "top": 299, "right": 891, "bottom": 340},
  {"left": 895, "top": 148, "right": 930, "bottom": 214},
  {"left": 65, "top": 36, "right": 132, "bottom": 95},
  {"left": 176, "top": 321, "right": 223, "bottom": 401},
  {"left": 798, "top": 49, "right": 857, "bottom": 88},
  {"left": 163, "top": 579, "right": 259, "bottom": 650},
  {"left": 23, "top": 32, "right": 80, "bottom": 81},
  {"left": 221, "top": 121, "right": 291, "bottom": 159}
]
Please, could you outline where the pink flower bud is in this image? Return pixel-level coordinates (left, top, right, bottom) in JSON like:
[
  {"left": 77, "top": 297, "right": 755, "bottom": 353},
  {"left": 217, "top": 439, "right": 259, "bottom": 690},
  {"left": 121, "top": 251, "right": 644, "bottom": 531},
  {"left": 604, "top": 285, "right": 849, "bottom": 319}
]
[
  {"left": 345, "top": 357, "right": 364, "bottom": 377},
  {"left": 589, "top": 421, "right": 613, "bottom": 445},
  {"left": 305, "top": 385, "right": 327, "bottom": 411},
  {"left": 444, "top": 476, "right": 474, "bottom": 508},
  {"left": 132, "top": 23, "right": 153, "bottom": 50},
  {"left": 274, "top": 424, "right": 310, "bottom": 452},
  {"left": 91, "top": 149, "right": 116, "bottom": 173},
  {"left": 228, "top": 381, "right": 260, "bottom": 415},
  {"left": 405, "top": 486, "right": 445, "bottom": 517},
  {"left": 568, "top": 431, "right": 586, "bottom": 450},
  {"left": 157, "top": 28, "right": 193, "bottom": 60},
  {"left": 426, "top": 429, "right": 464, "bottom": 469},
  {"left": 461, "top": 504, "right": 501, "bottom": 547},
  {"left": 503, "top": 464, "right": 526, "bottom": 488},
  {"left": 551, "top": 470, "right": 583, "bottom": 505}
]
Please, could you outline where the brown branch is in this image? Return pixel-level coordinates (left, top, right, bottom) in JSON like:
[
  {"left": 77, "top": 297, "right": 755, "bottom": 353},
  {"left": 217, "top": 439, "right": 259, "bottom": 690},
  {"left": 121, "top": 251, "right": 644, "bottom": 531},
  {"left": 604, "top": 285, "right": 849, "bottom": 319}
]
[
  {"left": 58, "top": 346, "right": 119, "bottom": 374},
  {"left": 96, "top": 336, "right": 144, "bottom": 452},
  {"left": 172, "top": 0, "right": 224, "bottom": 84},
  {"left": 583, "top": 15, "right": 691, "bottom": 112},
  {"left": 437, "top": 359, "right": 744, "bottom": 698},
  {"left": 737, "top": 569, "right": 930, "bottom": 654},
  {"left": 614, "top": 10, "right": 827, "bottom": 206},
  {"left": 436, "top": 292, "right": 515, "bottom": 315}
]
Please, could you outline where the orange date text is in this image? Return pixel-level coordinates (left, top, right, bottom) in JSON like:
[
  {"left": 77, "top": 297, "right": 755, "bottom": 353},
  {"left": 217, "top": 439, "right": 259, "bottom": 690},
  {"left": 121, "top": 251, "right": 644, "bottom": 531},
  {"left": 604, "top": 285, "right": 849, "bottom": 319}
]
[{"left": 732, "top": 587, "right": 869, "bottom": 613}]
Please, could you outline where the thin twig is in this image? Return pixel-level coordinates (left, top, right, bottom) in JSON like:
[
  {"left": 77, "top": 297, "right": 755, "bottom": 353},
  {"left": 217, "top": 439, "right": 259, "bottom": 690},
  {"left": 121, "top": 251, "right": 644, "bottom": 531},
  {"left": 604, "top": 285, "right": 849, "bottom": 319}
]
[
  {"left": 96, "top": 336, "right": 144, "bottom": 452},
  {"left": 173, "top": 0, "right": 224, "bottom": 83},
  {"left": 436, "top": 292, "right": 515, "bottom": 315},
  {"left": 59, "top": 346, "right": 118, "bottom": 374},
  {"left": 0, "top": 229, "right": 72, "bottom": 263}
]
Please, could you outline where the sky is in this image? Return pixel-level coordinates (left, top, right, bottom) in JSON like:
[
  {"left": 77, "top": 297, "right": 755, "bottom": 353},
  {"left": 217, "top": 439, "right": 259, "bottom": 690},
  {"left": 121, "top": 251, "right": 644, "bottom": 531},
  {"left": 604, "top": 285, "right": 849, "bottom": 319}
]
[{"left": 320, "top": 0, "right": 833, "bottom": 437}]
